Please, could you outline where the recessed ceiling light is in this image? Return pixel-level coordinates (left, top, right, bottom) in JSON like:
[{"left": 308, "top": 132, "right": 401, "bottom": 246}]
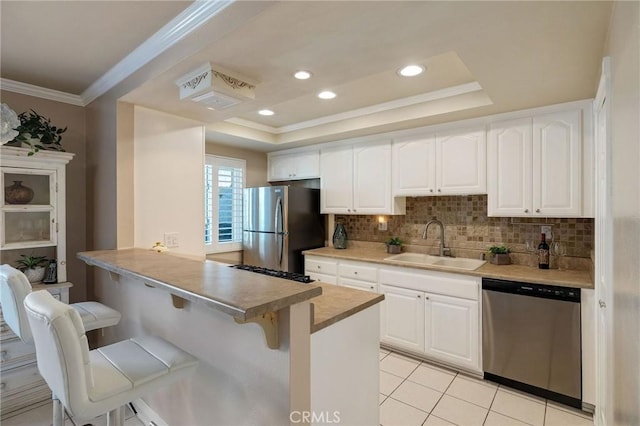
[
  {"left": 258, "top": 109, "right": 275, "bottom": 116},
  {"left": 294, "top": 70, "right": 312, "bottom": 80},
  {"left": 207, "top": 107, "right": 216, "bottom": 111},
  {"left": 318, "top": 91, "right": 336, "bottom": 100},
  {"left": 398, "top": 65, "right": 425, "bottom": 77}
]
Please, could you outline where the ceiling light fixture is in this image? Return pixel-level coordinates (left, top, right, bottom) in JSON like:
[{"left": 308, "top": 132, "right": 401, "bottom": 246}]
[
  {"left": 258, "top": 109, "right": 275, "bottom": 116},
  {"left": 294, "top": 70, "right": 312, "bottom": 80},
  {"left": 318, "top": 91, "right": 336, "bottom": 100},
  {"left": 398, "top": 64, "right": 425, "bottom": 77}
]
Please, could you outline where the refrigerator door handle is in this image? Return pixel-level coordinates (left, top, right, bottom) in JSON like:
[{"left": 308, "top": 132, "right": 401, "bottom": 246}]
[{"left": 276, "top": 196, "right": 284, "bottom": 268}]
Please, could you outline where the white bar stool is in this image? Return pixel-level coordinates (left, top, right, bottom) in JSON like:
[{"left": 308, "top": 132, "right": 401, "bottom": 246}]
[
  {"left": 0, "top": 264, "right": 122, "bottom": 344},
  {"left": 24, "top": 290, "right": 199, "bottom": 426}
]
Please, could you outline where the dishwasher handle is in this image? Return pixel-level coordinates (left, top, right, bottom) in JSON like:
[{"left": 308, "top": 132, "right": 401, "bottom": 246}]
[{"left": 482, "top": 278, "right": 580, "bottom": 303}]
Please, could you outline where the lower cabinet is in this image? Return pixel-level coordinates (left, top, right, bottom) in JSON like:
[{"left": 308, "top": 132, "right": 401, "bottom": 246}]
[
  {"left": 379, "top": 284, "right": 425, "bottom": 353},
  {"left": 424, "top": 293, "right": 479, "bottom": 372},
  {"left": 379, "top": 266, "right": 481, "bottom": 373},
  {"left": 304, "top": 255, "right": 482, "bottom": 373}
]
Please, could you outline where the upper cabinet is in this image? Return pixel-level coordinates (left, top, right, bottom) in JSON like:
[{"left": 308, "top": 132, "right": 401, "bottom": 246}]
[
  {"left": 0, "top": 147, "right": 74, "bottom": 282},
  {"left": 393, "top": 127, "right": 486, "bottom": 196},
  {"left": 321, "top": 141, "right": 405, "bottom": 215},
  {"left": 488, "top": 109, "right": 584, "bottom": 217},
  {"left": 268, "top": 150, "right": 320, "bottom": 181}
]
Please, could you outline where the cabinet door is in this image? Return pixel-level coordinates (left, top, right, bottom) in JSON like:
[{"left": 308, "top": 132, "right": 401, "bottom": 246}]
[
  {"left": 380, "top": 284, "right": 425, "bottom": 353},
  {"left": 392, "top": 136, "right": 436, "bottom": 196},
  {"left": 320, "top": 147, "right": 353, "bottom": 214},
  {"left": 294, "top": 151, "right": 320, "bottom": 179},
  {"left": 436, "top": 128, "right": 487, "bottom": 195},
  {"left": 268, "top": 154, "right": 293, "bottom": 181},
  {"left": 268, "top": 151, "right": 319, "bottom": 181},
  {"left": 425, "top": 293, "right": 480, "bottom": 372},
  {"left": 533, "top": 110, "right": 582, "bottom": 216},
  {"left": 1, "top": 167, "right": 57, "bottom": 249},
  {"left": 353, "top": 142, "right": 392, "bottom": 214},
  {"left": 487, "top": 118, "right": 533, "bottom": 216}
]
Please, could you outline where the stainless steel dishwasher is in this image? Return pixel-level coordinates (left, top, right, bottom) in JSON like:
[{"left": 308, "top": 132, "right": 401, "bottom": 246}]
[{"left": 482, "top": 278, "right": 582, "bottom": 408}]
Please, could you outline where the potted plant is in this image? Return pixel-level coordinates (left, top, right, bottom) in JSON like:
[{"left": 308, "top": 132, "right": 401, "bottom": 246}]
[
  {"left": 15, "top": 255, "right": 49, "bottom": 283},
  {"left": 488, "top": 246, "right": 511, "bottom": 265},
  {"left": 9, "top": 109, "right": 67, "bottom": 156},
  {"left": 385, "top": 237, "right": 403, "bottom": 254}
]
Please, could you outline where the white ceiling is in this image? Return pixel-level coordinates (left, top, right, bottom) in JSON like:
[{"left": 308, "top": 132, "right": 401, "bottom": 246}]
[{"left": 0, "top": 1, "right": 612, "bottom": 152}]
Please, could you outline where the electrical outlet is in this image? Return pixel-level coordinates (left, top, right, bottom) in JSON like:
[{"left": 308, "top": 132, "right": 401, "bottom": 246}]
[
  {"left": 541, "top": 226, "right": 552, "bottom": 240},
  {"left": 164, "top": 232, "right": 179, "bottom": 248},
  {"left": 378, "top": 221, "right": 388, "bottom": 231}
]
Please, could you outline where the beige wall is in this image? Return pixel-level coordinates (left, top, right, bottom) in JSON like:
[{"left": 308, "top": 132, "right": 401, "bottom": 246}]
[
  {"left": 1, "top": 90, "right": 88, "bottom": 303},
  {"left": 205, "top": 141, "right": 268, "bottom": 188},
  {"left": 133, "top": 106, "right": 205, "bottom": 258},
  {"left": 606, "top": 2, "right": 640, "bottom": 424}
]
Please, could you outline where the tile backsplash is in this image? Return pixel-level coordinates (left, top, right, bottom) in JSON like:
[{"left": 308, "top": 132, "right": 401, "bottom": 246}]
[{"left": 335, "top": 195, "right": 593, "bottom": 268}]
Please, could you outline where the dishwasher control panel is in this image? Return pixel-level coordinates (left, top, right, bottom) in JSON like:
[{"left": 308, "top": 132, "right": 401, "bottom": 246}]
[{"left": 482, "top": 278, "right": 580, "bottom": 302}]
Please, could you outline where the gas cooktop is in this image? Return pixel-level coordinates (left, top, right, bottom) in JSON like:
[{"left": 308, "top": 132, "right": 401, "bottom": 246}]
[{"left": 230, "top": 264, "right": 314, "bottom": 284}]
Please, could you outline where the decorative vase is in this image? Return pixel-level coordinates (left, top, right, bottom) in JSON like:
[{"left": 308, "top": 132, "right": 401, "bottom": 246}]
[
  {"left": 5, "top": 181, "right": 34, "bottom": 204},
  {"left": 332, "top": 223, "right": 348, "bottom": 249},
  {"left": 386, "top": 244, "right": 402, "bottom": 254},
  {"left": 23, "top": 266, "right": 46, "bottom": 283}
]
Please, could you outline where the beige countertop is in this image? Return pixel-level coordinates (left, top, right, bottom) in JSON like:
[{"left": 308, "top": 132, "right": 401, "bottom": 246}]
[
  {"left": 78, "top": 249, "right": 383, "bottom": 332},
  {"left": 303, "top": 246, "right": 594, "bottom": 289}
]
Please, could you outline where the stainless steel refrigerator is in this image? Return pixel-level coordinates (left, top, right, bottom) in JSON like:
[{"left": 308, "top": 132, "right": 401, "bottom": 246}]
[{"left": 242, "top": 186, "right": 324, "bottom": 273}]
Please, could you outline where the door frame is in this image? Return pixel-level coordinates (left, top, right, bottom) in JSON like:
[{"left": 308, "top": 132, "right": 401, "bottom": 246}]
[{"left": 594, "top": 56, "right": 613, "bottom": 426}]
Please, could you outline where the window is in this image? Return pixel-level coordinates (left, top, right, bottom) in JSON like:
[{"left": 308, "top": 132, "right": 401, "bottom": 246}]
[{"left": 204, "top": 155, "right": 245, "bottom": 253}]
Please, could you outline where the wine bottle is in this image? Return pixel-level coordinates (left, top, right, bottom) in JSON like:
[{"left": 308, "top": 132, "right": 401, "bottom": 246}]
[{"left": 538, "top": 233, "right": 550, "bottom": 269}]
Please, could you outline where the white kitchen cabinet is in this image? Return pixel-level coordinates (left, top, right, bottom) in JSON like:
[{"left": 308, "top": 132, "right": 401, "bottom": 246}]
[
  {"left": 379, "top": 266, "right": 481, "bottom": 373},
  {"left": 488, "top": 109, "right": 583, "bottom": 217},
  {"left": 379, "top": 284, "right": 425, "bottom": 353},
  {"left": 424, "top": 293, "right": 479, "bottom": 372},
  {"left": 436, "top": 128, "right": 487, "bottom": 195},
  {"left": 392, "top": 127, "right": 486, "bottom": 197},
  {"left": 338, "top": 260, "right": 378, "bottom": 292},
  {"left": 305, "top": 255, "right": 338, "bottom": 284},
  {"left": 321, "top": 141, "right": 405, "bottom": 215},
  {"left": 268, "top": 150, "right": 319, "bottom": 181},
  {"left": 392, "top": 135, "right": 436, "bottom": 196}
]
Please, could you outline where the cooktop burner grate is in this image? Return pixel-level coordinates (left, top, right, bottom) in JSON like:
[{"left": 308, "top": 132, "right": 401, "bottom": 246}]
[{"left": 230, "top": 264, "right": 314, "bottom": 284}]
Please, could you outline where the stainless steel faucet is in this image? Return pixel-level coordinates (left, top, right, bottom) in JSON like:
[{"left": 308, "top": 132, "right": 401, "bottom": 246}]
[{"left": 422, "top": 219, "right": 451, "bottom": 257}]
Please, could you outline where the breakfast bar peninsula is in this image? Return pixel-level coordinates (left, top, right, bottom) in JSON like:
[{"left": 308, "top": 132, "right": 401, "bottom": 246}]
[{"left": 78, "top": 249, "right": 383, "bottom": 426}]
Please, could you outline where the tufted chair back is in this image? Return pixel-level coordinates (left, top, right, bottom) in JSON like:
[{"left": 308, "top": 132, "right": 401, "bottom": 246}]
[
  {"left": 0, "top": 264, "right": 34, "bottom": 343},
  {"left": 23, "top": 290, "right": 93, "bottom": 413}
]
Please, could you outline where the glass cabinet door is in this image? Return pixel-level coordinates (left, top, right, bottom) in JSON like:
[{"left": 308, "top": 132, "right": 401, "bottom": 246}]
[{"left": 1, "top": 167, "right": 57, "bottom": 249}]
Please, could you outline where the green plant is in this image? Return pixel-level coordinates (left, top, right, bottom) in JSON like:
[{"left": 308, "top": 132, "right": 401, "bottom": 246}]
[
  {"left": 488, "top": 245, "right": 510, "bottom": 255},
  {"left": 15, "top": 255, "right": 48, "bottom": 271},
  {"left": 386, "top": 237, "right": 403, "bottom": 246},
  {"left": 12, "top": 109, "right": 67, "bottom": 156}
]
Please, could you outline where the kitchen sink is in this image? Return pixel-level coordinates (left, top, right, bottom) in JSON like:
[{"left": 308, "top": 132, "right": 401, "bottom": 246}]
[{"left": 384, "top": 252, "right": 486, "bottom": 271}]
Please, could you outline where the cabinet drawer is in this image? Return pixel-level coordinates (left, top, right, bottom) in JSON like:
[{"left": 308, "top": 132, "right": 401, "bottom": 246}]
[
  {"left": 379, "top": 267, "right": 479, "bottom": 300},
  {"left": 340, "top": 277, "right": 377, "bottom": 293},
  {"left": 307, "top": 272, "right": 337, "bottom": 285},
  {"left": 0, "top": 362, "right": 45, "bottom": 397},
  {"left": 1, "top": 337, "right": 37, "bottom": 368},
  {"left": 338, "top": 260, "right": 377, "bottom": 282},
  {"left": 305, "top": 257, "right": 337, "bottom": 275}
]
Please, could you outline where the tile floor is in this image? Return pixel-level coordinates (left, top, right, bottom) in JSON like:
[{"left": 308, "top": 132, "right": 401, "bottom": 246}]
[
  {"left": 3, "top": 350, "right": 594, "bottom": 426},
  {"left": 1, "top": 401, "right": 142, "bottom": 426},
  {"left": 380, "top": 348, "right": 594, "bottom": 426}
]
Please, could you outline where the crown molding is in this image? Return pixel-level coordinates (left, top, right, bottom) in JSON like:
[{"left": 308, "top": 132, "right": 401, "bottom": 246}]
[
  {"left": 2, "top": 1, "right": 234, "bottom": 107},
  {"left": 81, "top": 0, "right": 235, "bottom": 105},
  {"left": 0, "top": 78, "right": 84, "bottom": 106},
  {"left": 225, "top": 82, "right": 484, "bottom": 135}
]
